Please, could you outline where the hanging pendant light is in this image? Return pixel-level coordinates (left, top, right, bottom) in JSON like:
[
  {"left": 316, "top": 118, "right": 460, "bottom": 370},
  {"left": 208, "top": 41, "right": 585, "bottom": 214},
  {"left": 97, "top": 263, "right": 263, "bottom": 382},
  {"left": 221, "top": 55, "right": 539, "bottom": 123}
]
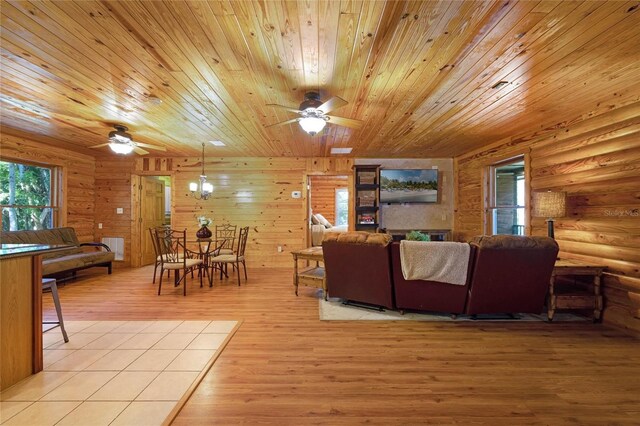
[{"left": 189, "top": 142, "right": 212, "bottom": 200}]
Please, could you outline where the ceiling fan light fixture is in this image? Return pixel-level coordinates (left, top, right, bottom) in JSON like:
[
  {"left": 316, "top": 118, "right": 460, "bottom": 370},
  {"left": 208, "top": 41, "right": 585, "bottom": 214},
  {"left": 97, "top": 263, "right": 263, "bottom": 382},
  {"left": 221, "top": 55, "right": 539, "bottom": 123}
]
[
  {"left": 299, "top": 116, "right": 326, "bottom": 135},
  {"left": 108, "top": 141, "right": 134, "bottom": 155}
]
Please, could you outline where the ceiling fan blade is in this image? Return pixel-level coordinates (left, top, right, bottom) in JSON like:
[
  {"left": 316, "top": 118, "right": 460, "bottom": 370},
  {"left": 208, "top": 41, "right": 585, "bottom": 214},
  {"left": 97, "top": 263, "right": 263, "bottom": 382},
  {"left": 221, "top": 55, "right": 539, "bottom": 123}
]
[
  {"left": 135, "top": 142, "right": 167, "bottom": 151},
  {"left": 266, "top": 104, "right": 303, "bottom": 114},
  {"left": 326, "top": 115, "right": 363, "bottom": 129},
  {"left": 89, "top": 143, "right": 110, "bottom": 148},
  {"left": 265, "top": 118, "right": 300, "bottom": 128},
  {"left": 317, "top": 96, "right": 348, "bottom": 114},
  {"left": 133, "top": 146, "right": 150, "bottom": 155}
]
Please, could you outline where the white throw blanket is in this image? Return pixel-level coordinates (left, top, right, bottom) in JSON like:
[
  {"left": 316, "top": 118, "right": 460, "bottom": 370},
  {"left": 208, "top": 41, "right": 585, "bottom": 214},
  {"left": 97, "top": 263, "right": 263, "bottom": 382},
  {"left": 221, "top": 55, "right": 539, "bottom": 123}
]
[{"left": 399, "top": 241, "right": 470, "bottom": 285}]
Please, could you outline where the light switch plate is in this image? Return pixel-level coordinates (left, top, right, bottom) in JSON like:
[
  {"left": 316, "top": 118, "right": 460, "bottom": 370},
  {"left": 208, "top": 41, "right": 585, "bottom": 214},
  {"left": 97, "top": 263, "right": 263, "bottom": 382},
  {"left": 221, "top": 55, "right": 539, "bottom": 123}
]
[{"left": 116, "top": 208, "right": 123, "bottom": 214}]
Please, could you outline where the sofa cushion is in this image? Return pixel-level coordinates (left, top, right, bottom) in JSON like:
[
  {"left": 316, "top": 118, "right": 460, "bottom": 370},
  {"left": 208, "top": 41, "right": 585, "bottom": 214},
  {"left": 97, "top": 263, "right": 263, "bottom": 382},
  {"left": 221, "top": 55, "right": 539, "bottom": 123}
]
[
  {"left": 324, "top": 231, "right": 392, "bottom": 246},
  {"left": 1, "top": 227, "right": 85, "bottom": 260},
  {"left": 471, "top": 235, "right": 558, "bottom": 250},
  {"left": 1, "top": 227, "right": 80, "bottom": 245},
  {"left": 43, "top": 251, "right": 115, "bottom": 275},
  {"left": 314, "top": 213, "right": 332, "bottom": 228}
]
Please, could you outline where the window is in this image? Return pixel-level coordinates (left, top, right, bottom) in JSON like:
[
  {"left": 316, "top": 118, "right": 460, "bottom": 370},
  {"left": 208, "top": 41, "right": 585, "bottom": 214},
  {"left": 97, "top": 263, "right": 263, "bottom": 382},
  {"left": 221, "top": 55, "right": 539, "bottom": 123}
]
[
  {"left": 487, "top": 157, "right": 526, "bottom": 235},
  {"left": 0, "top": 160, "right": 59, "bottom": 231},
  {"left": 335, "top": 188, "right": 349, "bottom": 226}
]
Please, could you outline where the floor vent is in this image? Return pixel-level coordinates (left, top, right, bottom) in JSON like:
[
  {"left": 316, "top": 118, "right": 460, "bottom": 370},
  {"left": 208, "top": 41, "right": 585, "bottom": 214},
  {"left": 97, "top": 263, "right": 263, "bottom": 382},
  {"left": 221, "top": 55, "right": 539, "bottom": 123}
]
[{"left": 101, "top": 237, "right": 124, "bottom": 261}]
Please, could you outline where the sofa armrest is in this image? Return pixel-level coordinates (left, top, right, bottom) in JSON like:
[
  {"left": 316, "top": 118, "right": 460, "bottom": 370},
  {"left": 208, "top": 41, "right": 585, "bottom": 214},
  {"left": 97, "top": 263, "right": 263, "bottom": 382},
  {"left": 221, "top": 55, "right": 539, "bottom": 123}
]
[
  {"left": 80, "top": 242, "right": 112, "bottom": 252},
  {"left": 311, "top": 224, "right": 326, "bottom": 247}
]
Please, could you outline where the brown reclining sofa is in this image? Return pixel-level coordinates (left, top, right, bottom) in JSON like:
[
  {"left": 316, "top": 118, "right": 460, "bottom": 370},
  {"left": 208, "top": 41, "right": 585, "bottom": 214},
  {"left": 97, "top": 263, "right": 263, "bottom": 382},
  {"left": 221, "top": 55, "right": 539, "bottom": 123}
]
[{"left": 323, "top": 232, "right": 558, "bottom": 315}]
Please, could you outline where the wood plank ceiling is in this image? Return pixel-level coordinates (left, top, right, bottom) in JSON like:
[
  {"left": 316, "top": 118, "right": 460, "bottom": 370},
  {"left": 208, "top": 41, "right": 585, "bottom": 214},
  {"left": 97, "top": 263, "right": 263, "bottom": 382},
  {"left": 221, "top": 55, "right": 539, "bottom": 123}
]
[{"left": 1, "top": 1, "right": 639, "bottom": 158}]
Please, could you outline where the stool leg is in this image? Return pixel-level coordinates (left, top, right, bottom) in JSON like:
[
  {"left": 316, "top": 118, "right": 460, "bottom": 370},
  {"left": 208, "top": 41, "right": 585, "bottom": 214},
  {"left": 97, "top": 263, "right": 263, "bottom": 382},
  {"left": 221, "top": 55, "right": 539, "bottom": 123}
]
[{"left": 49, "top": 281, "right": 69, "bottom": 343}]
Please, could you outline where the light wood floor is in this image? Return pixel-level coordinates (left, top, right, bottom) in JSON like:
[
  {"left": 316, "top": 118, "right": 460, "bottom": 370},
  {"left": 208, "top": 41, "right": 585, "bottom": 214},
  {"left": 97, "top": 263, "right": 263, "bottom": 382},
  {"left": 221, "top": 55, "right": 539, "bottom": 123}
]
[{"left": 45, "top": 266, "right": 640, "bottom": 425}]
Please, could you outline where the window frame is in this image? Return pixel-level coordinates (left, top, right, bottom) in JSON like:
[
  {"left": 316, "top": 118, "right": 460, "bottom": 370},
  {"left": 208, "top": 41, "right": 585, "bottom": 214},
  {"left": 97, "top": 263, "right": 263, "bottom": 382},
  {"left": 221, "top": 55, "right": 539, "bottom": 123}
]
[
  {"left": 334, "top": 187, "right": 349, "bottom": 227},
  {"left": 0, "top": 158, "right": 62, "bottom": 231},
  {"left": 484, "top": 154, "right": 529, "bottom": 236}
]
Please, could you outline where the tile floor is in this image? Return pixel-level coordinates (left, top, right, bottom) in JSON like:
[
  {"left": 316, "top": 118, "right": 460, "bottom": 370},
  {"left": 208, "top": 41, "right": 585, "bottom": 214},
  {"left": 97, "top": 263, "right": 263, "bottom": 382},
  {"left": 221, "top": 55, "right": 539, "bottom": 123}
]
[{"left": 0, "top": 320, "right": 238, "bottom": 425}]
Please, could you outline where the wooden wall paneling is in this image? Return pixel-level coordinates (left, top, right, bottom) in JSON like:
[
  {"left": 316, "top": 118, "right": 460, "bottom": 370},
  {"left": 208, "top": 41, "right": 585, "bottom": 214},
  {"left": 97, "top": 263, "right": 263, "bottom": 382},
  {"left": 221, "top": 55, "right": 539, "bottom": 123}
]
[
  {"left": 454, "top": 103, "right": 640, "bottom": 333},
  {"left": 170, "top": 157, "right": 308, "bottom": 268},
  {"left": 94, "top": 158, "right": 135, "bottom": 265},
  {"left": 0, "top": 130, "right": 96, "bottom": 242}
]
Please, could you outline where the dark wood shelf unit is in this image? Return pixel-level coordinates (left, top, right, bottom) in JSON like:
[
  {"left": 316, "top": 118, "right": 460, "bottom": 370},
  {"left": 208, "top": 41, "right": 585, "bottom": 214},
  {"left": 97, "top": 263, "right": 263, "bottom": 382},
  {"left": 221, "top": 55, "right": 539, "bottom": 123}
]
[{"left": 354, "top": 165, "right": 381, "bottom": 232}]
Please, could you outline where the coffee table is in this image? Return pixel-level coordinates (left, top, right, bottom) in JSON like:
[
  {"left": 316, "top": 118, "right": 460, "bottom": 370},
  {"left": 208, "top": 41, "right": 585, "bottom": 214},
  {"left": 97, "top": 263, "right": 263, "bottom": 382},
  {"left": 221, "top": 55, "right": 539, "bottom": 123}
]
[{"left": 292, "top": 247, "right": 327, "bottom": 300}]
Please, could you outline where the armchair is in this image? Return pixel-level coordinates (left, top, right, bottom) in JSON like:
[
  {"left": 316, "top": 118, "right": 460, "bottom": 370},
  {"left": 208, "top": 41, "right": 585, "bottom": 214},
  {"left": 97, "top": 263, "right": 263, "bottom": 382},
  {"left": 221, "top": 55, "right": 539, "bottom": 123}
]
[
  {"left": 465, "top": 235, "right": 559, "bottom": 315},
  {"left": 322, "top": 232, "right": 395, "bottom": 309}
]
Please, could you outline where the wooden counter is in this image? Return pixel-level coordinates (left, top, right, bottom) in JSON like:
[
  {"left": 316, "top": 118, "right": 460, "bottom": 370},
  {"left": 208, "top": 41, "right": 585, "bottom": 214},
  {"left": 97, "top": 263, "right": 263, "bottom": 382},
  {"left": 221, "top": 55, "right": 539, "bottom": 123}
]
[{"left": 0, "top": 244, "right": 70, "bottom": 390}]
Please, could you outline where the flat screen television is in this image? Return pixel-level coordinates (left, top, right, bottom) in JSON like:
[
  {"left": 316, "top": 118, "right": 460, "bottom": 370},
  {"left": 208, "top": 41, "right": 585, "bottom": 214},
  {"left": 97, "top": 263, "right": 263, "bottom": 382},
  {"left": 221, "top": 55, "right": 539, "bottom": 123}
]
[{"left": 380, "top": 169, "right": 438, "bottom": 203}]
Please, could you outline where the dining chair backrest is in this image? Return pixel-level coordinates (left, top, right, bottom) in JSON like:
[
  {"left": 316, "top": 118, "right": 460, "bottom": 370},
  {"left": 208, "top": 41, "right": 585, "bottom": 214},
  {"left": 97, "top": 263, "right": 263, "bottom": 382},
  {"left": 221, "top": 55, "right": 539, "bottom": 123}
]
[
  {"left": 154, "top": 228, "right": 187, "bottom": 265},
  {"left": 149, "top": 226, "right": 170, "bottom": 255},
  {"left": 236, "top": 226, "right": 249, "bottom": 258},
  {"left": 149, "top": 227, "right": 160, "bottom": 258},
  {"left": 216, "top": 223, "right": 237, "bottom": 251}
]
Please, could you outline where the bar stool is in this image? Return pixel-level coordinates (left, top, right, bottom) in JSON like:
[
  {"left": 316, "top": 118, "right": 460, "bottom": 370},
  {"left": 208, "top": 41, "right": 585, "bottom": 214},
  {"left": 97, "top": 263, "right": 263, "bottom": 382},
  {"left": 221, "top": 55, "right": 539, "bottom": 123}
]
[{"left": 42, "top": 278, "right": 69, "bottom": 342}]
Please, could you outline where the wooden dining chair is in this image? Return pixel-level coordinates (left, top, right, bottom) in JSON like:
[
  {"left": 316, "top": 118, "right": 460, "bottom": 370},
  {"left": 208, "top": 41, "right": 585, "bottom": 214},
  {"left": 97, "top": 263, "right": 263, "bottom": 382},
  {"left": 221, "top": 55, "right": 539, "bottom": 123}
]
[
  {"left": 210, "top": 226, "right": 249, "bottom": 286},
  {"left": 153, "top": 228, "right": 203, "bottom": 296},
  {"left": 215, "top": 223, "right": 237, "bottom": 255}
]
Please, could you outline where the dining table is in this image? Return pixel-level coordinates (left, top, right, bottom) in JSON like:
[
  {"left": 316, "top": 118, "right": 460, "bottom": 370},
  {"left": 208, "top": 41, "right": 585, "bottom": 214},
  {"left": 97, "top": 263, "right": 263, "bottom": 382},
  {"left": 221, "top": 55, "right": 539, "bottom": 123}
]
[{"left": 189, "top": 238, "right": 228, "bottom": 287}]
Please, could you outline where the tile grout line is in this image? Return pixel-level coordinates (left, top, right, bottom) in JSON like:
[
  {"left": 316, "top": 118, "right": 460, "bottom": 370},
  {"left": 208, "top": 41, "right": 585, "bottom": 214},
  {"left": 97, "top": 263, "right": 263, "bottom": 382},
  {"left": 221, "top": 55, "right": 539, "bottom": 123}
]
[{"left": 3, "top": 321, "right": 238, "bottom": 425}]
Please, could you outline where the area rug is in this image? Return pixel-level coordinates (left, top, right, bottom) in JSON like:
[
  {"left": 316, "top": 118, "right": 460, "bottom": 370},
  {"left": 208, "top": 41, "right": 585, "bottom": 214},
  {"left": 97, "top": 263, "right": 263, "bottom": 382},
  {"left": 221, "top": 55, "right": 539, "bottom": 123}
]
[
  {"left": 319, "top": 298, "right": 587, "bottom": 322},
  {"left": 0, "top": 320, "right": 240, "bottom": 425}
]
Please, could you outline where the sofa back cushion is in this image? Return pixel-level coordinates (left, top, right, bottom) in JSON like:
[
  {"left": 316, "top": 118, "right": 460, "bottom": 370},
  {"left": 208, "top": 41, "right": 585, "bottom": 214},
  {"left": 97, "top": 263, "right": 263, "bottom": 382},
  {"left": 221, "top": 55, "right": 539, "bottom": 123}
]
[
  {"left": 391, "top": 242, "right": 475, "bottom": 314},
  {"left": 466, "top": 235, "right": 559, "bottom": 314},
  {"left": 323, "top": 232, "right": 395, "bottom": 309},
  {"left": 0, "top": 227, "right": 83, "bottom": 259}
]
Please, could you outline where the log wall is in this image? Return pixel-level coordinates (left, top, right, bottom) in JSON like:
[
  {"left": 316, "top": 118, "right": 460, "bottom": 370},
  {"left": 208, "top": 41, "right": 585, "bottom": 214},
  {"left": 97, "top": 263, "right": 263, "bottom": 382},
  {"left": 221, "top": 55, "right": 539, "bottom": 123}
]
[
  {"left": 454, "top": 103, "right": 640, "bottom": 333},
  {"left": 0, "top": 130, "right": 95, "bottom": 242}
]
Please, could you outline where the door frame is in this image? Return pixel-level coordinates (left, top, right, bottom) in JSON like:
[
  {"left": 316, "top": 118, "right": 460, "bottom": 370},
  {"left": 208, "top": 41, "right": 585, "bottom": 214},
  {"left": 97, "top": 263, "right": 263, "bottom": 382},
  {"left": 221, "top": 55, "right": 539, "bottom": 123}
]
[
  {"left": 303, "top": 172, "right": 354, "bottom": 248},
  {"left": 131, "top": 172, "right": 174, "bottom": 268}
]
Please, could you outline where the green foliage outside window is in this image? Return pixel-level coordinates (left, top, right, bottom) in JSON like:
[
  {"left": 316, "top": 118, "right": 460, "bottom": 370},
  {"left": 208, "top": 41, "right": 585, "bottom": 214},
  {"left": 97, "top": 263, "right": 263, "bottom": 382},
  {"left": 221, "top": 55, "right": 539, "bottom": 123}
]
[{"left": 0, "top": 160, "right": 55, "bottom": 231}]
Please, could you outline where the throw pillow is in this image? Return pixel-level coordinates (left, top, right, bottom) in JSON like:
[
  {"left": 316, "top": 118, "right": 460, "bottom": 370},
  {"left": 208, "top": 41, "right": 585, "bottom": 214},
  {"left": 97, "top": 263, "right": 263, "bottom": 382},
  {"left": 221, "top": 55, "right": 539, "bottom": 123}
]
[
  {"left": 311, "top": 214, "right": 320, "bottom": 225},
  {"left": 315, "top": 213, "right": 333, "bottom": 229}
]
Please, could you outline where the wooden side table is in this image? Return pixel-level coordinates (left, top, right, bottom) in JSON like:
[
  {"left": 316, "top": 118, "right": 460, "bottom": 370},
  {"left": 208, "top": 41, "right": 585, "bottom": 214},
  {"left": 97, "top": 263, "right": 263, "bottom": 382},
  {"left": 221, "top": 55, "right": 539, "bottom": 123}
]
[
  {"left": 548, "top": 259, "right": 606, "bottom": 322},
  {"left": 292, "top": 247, "right": 327, "bottom": 300}
]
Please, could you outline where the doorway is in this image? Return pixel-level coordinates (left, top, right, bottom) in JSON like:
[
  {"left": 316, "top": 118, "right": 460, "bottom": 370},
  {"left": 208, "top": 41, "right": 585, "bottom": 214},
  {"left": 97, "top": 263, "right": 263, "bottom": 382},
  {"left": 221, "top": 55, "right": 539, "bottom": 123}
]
[
  {"left": 140, "top": 176, "right": 170, "bottom": 266},
  {"left": 307, "top": 175, "right": 350, "bottom": 246}
]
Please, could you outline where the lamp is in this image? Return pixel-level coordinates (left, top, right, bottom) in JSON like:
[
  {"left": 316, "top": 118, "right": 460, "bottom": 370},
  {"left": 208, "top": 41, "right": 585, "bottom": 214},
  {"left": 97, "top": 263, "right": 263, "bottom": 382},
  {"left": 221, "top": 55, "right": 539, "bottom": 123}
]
[
  {"left": 299, "top": 116, "right": 327, "bottom": 135},
  {"left": 108, "top": 142, "right": 134, "bottom": 155},
  {"left": 189, "top": 142, "right": 212, "bottom": 200},
  {"left": 108, "top": 125, "right": 135, "bottom": 155},
  {"left": 532, "top": 191, "right": 566, "bottom": 239}
]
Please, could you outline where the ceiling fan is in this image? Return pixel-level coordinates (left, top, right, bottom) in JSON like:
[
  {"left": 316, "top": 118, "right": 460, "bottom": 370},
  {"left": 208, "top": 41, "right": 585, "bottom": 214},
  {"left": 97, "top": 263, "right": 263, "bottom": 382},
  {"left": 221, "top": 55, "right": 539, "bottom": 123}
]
[
  {"left": 89, "top": 124, "right": 167, "bottom": 155},
  {"left": 266, "top": 92, "right": 363, "bottom": 135}
]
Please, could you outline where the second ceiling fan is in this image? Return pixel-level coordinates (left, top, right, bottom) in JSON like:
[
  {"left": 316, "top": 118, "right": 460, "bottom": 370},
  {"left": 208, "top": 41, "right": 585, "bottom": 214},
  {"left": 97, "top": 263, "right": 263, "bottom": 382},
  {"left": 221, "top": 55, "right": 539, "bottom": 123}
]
[{"left": 266, "top": 92, "right": 363, "bottom": 135}]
